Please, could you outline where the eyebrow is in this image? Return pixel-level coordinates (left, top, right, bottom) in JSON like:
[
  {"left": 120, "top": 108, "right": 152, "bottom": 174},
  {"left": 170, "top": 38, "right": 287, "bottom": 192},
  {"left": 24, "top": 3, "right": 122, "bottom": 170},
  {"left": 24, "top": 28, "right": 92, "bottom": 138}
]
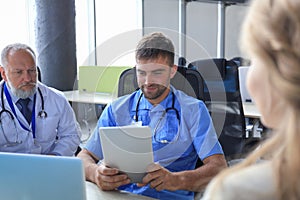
[
  {"left": 137, "top": 68, "right": 166, "bottom": 73},
  {"left": 10, "top": 66, "right": 36, "bottom": 70}
]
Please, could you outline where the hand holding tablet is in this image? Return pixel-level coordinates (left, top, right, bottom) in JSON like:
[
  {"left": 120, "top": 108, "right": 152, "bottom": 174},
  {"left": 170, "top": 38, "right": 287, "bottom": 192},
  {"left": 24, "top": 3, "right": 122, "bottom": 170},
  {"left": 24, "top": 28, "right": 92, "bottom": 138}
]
[{"left": 99, "top": 126, "right": 154, "bottom": 183}]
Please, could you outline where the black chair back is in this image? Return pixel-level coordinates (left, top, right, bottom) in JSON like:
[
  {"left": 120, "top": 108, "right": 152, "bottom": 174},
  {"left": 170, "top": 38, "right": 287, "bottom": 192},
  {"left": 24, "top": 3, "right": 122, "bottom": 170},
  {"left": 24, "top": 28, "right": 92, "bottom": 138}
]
[
  {"left": 118, "top": 66, "right": 204, "bottom": 101},
  {"left": 190, "top": 58, "right": 246, "bottom": 160}
]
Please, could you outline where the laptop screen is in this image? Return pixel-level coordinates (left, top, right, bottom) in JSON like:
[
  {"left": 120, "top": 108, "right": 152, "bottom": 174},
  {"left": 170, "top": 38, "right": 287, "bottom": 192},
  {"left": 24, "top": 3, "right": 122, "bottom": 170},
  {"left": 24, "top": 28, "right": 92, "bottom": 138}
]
[{"left": 0, "top": 152, "right": 86, "bottom": 200}]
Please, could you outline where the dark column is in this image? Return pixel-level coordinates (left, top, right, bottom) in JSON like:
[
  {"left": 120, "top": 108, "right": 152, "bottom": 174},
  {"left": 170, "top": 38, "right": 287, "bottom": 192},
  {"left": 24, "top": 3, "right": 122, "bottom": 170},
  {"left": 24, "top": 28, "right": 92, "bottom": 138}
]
[{"left": 35, "top": 0, "right": 77, "bottom": 91}]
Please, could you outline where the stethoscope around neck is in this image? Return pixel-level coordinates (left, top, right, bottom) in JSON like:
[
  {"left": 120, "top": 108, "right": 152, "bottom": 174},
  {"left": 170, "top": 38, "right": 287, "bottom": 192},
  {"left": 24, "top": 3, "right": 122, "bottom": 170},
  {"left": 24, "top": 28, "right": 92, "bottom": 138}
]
[
  {"left": 134, "top": 90, "right": 181, "bottom": 144},
  {"left": 134, "top": 91, "right": 180, "bottom": 122},
  {"left": 0, "top": 82, "right": 48, "bottom": 146},
  {"left": 0, "top": 82, "right": 48, "bottom": 120}
]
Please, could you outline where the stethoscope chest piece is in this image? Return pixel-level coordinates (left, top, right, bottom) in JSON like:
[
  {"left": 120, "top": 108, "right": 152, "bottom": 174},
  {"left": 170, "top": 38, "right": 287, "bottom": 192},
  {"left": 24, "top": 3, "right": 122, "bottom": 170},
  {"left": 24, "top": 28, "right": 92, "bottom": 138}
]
[{"left": 38, "top": 110, "right": 47, "bottom": 118}]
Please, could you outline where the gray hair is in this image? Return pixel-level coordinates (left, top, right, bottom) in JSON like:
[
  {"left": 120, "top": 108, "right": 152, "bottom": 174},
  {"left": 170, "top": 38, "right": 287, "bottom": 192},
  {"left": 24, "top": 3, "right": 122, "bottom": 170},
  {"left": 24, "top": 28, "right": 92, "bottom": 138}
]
[{"left": 1, "top": 43, "right": 36, "bottom": 68}]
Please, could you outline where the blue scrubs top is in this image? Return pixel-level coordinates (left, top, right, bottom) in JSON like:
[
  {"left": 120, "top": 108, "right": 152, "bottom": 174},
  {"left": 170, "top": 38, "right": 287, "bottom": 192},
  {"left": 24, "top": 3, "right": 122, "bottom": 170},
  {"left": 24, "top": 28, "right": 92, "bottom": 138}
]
[{"left": 85, "top": 86, "right": 223, "bottom": 200}]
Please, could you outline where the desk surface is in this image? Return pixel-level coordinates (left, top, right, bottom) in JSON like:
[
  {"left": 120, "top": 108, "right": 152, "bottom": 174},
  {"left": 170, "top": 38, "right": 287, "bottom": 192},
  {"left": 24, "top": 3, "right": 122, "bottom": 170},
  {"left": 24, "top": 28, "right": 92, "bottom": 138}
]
[
  {"left": 243, "top": 102, "right": 261, "bottom": 118},
  {"left": 63, "top": 90, "right": 116, "bottom": 105},
  {"left": 86, "top": 181, "right": 157, "bottom": 200},
  {"left": 63, "top": 90, "right": 261, "bottom": 119}
]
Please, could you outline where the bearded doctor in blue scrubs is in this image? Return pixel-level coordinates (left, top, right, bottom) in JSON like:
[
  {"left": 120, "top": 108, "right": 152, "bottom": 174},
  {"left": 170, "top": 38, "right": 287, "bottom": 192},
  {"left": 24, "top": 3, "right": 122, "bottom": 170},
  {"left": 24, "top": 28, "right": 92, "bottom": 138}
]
[
  {"left": 78, "top": 32, "right": 227, "bottom": 199},
  {"left": 0, "top": 43, "right": 81, "bottom": 156}
]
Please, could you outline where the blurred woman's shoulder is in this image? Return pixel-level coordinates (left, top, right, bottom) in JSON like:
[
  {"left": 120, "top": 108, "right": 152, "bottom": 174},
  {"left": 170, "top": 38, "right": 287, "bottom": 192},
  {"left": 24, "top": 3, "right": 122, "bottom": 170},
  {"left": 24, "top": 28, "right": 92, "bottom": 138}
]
[{"left": 202, "top": 161, "right": 277, "bottom": 200}]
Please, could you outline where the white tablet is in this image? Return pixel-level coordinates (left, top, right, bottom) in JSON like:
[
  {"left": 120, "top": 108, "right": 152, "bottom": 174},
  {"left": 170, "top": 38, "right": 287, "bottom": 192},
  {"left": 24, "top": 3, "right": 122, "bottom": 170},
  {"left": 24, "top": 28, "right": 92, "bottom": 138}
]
[{"left": 99, "top": 126, "right": 154, "bottom": 183}]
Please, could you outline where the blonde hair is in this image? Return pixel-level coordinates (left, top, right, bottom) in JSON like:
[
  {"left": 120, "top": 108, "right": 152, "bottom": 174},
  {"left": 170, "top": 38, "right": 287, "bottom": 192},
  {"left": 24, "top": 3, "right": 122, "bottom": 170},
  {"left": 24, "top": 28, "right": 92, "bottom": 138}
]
[{"left": 211, "top": 0, "right": 300, "bottom": 199}]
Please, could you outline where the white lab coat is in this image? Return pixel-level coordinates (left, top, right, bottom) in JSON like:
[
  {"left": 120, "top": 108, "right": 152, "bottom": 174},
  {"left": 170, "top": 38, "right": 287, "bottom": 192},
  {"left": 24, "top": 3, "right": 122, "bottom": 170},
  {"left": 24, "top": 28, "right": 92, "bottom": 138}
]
[{"left": 0, "top": 81, "right": 81, "bottom": 156}]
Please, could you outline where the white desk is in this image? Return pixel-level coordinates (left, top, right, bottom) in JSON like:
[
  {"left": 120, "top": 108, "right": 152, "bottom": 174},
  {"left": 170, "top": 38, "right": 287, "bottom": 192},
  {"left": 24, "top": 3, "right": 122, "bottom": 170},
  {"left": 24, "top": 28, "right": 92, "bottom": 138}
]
[
  {"left": 242, "top": 102, "right": 261, "bottom": 119},
  {"left": 63, "top": 90, "right": 261, "bottom": 119},
  {"left": 86, "top": 181, "right": 157, "bottom": 200},
  {"left": 63, "top": 90, "right": 116, "bottom": 105}
]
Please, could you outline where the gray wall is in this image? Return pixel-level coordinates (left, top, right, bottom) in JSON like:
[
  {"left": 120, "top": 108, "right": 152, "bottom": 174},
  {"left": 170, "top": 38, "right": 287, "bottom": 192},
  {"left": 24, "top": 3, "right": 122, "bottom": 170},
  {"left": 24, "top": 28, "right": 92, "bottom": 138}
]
[
  {"left": 143, "top": 0, "right": 249, "bottom": 64},
  {"left": 225, "top": 4, "right": 248, "bottom": 58}
]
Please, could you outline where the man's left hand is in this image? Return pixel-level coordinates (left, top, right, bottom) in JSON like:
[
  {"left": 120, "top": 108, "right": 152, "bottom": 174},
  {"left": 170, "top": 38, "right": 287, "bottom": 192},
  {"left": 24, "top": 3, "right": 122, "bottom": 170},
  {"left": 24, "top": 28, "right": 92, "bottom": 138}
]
[{"left": 137, "top": 163, "right": 180, "bottom": 191}]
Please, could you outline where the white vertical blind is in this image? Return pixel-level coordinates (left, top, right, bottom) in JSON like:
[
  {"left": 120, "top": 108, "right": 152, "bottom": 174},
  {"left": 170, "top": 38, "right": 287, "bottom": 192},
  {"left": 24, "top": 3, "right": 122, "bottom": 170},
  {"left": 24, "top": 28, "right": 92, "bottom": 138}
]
[
  {"left": 0, "top": 0, "right": 142, "bottom": 68},
  {"left": 0, "top": 0, "right": 35, "bottom": 54},
  {"left": 95, "top": 0, "right": 142, "bottom": 66}
]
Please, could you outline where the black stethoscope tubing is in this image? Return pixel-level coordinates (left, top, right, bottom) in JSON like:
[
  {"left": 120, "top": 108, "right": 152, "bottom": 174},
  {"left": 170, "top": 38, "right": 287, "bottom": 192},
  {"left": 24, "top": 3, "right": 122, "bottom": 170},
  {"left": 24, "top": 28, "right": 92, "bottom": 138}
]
[
  {"left": 134, "top": 90, "right": 180, "bottom": 122},
  {"left": 0, "top": 84, "right": 47, "bottom": 120}
]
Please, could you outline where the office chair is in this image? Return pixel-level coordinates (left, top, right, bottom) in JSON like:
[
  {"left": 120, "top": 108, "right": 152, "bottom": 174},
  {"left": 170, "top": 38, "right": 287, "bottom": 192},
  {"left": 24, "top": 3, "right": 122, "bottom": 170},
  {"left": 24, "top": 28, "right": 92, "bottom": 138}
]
[
  {"left": 37, "top": 66, "right": 42, "bottom": 82},
  {"left": 118, "top": 66, "right": 204, "bottom": 100},
  {"left": 190, "top": 58, "right": 247, "bottom": 160},
  {"left": 117, "top": 67, "right": 138, "bottom": 97}
]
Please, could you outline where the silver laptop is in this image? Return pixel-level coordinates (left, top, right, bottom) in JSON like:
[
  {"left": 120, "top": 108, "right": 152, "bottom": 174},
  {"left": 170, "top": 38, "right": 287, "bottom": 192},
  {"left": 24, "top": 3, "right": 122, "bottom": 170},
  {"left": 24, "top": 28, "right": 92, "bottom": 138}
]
[
  {"left": 0, "top": 152, "right": 86, "bottom": 200},
  {"left": 99, "top": 126, "right": 154, "bottom": 183}
]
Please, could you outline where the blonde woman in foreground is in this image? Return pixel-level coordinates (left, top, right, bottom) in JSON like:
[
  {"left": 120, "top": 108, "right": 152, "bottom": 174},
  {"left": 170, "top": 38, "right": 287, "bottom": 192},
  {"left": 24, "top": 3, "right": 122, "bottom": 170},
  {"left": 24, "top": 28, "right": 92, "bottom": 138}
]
[{"left": 201, "top": 0, "right": 300, "bottom": 199}]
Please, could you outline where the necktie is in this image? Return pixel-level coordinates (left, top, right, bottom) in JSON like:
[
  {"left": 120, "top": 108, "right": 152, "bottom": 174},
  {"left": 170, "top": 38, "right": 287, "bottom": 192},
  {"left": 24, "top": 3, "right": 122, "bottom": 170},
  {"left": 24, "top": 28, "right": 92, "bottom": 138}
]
[{"left": 18, "top": 98, "right": 31, "bottom": 124}]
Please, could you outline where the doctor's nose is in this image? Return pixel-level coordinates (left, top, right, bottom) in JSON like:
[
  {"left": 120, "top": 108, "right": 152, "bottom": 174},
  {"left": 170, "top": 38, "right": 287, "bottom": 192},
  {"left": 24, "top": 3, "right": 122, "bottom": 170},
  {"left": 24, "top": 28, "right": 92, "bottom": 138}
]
[
  {"left": 22, "top": 72, "right": 32, "bottom": 82},
  {"left": 144, "top": 74, "right": 155, "bottom": 85},
  {"left": 22, "top": 70, "right": 36, "bottom": 82},
  {"left": 23, "top": 72, "right": 31, "bottom": 82}
]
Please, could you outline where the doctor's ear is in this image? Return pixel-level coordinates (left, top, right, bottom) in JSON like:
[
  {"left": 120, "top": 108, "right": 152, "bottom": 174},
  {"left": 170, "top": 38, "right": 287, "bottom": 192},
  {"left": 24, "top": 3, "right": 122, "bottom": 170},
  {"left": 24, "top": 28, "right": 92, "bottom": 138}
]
[
  {"left": 0, "top": 66, "right": 7, "bottom": 81},
  {"left": 170, "top": 65, "right": 178, "bottom": 79}
]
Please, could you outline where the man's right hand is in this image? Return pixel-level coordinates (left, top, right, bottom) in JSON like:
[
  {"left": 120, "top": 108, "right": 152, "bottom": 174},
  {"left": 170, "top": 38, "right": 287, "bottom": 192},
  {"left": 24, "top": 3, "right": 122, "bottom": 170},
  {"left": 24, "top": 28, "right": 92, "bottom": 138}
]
[
  {"left": 94, "top": 163, "right": 131, "bottom": 190},
  {"left": 77, "top": 149, "right": 131, "bottom": 191}
]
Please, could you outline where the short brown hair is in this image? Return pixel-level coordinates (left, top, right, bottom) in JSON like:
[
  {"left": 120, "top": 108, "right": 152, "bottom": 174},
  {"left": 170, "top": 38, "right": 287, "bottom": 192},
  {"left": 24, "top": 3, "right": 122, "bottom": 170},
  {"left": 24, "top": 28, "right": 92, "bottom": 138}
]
[{"left": 135, "top": 32, "right": 175, "bottom": 66}]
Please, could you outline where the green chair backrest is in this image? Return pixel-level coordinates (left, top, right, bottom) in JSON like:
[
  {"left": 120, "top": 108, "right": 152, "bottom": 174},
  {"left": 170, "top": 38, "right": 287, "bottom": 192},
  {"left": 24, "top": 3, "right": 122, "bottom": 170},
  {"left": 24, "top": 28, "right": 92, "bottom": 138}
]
[{"left": 78, "top": 66, "right": 131, "bottom": 94}]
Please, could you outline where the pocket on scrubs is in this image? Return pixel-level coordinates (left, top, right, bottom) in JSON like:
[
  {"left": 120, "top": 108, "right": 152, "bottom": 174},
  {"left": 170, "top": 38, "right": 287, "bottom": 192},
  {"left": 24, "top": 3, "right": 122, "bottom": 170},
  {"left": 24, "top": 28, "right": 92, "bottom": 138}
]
[{"left": 154, "top": 112, "right": 179, "bottom": 143}]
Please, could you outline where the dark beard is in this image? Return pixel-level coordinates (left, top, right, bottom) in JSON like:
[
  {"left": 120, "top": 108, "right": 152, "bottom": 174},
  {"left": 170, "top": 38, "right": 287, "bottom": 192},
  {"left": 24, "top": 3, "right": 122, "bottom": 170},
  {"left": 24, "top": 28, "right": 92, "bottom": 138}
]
[{"left": 141, "top": 84, "right": 167, "bottom": 100}]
